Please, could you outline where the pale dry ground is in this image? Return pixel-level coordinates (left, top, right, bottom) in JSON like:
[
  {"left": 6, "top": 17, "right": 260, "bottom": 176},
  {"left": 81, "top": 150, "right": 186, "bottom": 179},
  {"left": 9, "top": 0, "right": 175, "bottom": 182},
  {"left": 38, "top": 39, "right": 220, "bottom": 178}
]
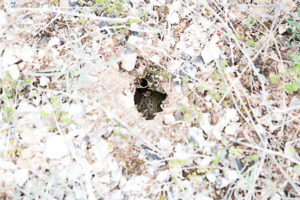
[{"left": 0, "top": 0, "right": 300, "bottom": 199}]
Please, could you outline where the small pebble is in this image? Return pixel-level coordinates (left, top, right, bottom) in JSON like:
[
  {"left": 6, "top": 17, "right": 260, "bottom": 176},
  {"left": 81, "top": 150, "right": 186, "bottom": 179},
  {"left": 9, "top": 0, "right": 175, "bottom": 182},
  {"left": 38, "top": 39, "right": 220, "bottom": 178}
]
[
  {"left": 0, "top": 10, "right": 8, "bottom": 26},
  {"left": 44, "top": 135, "right": 69, "bottom": 159},
  {"left": 14, "top": 168, "right": 29, "bottom": 186},
  {"left": 121, "top": 48, "right": 137, "bottom": 71},
  {"left": 163, "top": 114, "right": 175, "bottom": 125}
]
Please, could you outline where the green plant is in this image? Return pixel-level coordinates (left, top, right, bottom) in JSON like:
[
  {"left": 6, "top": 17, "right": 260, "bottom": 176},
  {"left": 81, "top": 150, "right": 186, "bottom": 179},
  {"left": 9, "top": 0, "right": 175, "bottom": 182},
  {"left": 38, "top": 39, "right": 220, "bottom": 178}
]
[
  {"left": 246, "top": 40, "right": 256, "bottom": 46},
  {"left": 96, "top": 0, "right": 127, "bottom": 18},
  {"left": 282, "top": 10, "right": 300, "bottom": 94},
  {"left": 269, "top": 75, "right": 280, "bottom": 83},
  {"left": 286, "top": 8, "right": 300, "bottom": 45},
  {"left": 139, "top": 11, "right": 149, "bottom": 19},
  {"left": 235, "top": 34, "right": 244, "bottom": 41},
  {"left": 285, "top": 80, "right": 299, "bottom": 94},
  {"left": 283, "top": 52, "right": 300, "bottom": 94},
  {"left": 182, "top": 76, "right": 189, "bottom": 84},
  {"left": 247, "top": 17, "right": 257, "bottom": 27}
]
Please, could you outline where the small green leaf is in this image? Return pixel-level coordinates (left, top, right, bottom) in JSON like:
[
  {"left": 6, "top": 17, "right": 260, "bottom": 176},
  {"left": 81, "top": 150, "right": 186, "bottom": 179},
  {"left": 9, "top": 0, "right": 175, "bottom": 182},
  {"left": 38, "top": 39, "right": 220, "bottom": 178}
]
[
  {"left": 26, "top": 78, "right": 31, "bottom": 84},
  {"left": 62, "top": 117, "right": 72, "bottom": 124},
  {"left": 128, "top": 19, "right": 140, "bottom": 26},
  {"left": 214, "top": 93, "right": 221, "bottom": 101},
  {"left": 246, "top": 40, "right": 255, "bottom": 46},
  {"left": 293, "top": 65, "right": 300, "bottom": 74},
  {"left": 139, "top": 11, "right": 148, "bottom": 19},
  {"left": 53, "top": 0, "right": 59, "bottom": 4},
  {"left": 198, "top": 113, "right": 203, "bottom": 119},
  {"left": 286, "top": 27, "right": 293, "bottom": 34},
  {"left": 220, "top": 59, "right": 227, "bottom": 68},
  {"left": 284, "top": 144, "right": 296, "bottom": 157},
  {"left": 12, "top": 81, "right": 17, "bottom": 87},
  {"left": 287, "top": 18, "right": 298, "bottom": 27},
  {"left": 213, "top": 157, "right": 220, "bottom": 165},
  {"left": 198, "top": 85, "right": 205, "bottom": 92},
  {"left": 113, "top": 119, "right": 121, "bottom": 126},
  {"left": 182, "top": 76, "right": 189, "bottom": 84},
  {"left": 298, "top": 8, "right": 300, "bottom": 17},
  {"left": 235, "top": 34, "right": 243, "bottom": 41},
  {"left": 48, "top": 125, "right": 55, "bottom": 132},
  {"left": 107, "top": 7, "right": 113, "bottom": 13},
  {"left": 179, "top": 107, "right": 185, "bottom": 113},
  {"left": 171, "top": 159, "right": 187, "bottom": 167},
  {"left": 250, "top": 154, "right": 258, "bottom": 161},
  {"left": 40, "top": 111, "right": 49, "bottom": 118},
  {"left": 272, "top": 173, "right": 278, "bottom": 178},
  {"left": 51, "top": 97, "right": 59, "bottom": 105},
  {"left": 113, "top": 0, "right": 120, "bottom": 6},
  {"left": 294, "top": 165, "right": 300, "bottom": 175},
  {"left": 113, "top": 129, "right": 119, "bottom": 135},
  {"left": 184, "top": 113, "right": 191, "bottom": 121},
  {"left": 285, "top": 81, "right": 299, "bottom": 94},
  {"left": 269, "top": 76, "right": 280, "bottom": 83}
]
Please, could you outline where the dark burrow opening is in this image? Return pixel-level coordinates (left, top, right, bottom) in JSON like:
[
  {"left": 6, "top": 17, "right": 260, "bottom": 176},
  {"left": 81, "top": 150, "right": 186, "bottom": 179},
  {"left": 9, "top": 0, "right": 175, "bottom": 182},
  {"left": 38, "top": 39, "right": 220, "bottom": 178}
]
[{"left": 134, "top": 78, "right": 167, "bottom": 120}]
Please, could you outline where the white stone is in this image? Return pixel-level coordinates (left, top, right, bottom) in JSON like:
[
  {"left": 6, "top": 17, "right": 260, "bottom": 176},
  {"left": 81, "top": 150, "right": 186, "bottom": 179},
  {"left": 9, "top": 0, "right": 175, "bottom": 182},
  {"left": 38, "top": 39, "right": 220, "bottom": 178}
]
[
  {"left": 197, "top": 157, "right": 212, "bottom": 168},
  {"left": 225, "top": 122, "right": 240, "bottom": 136},
  {"left": 6, "top": 64, "right": 20, "bottom": 80},
  {"left": 2, "top": 48, "right": 18, "bottom": 66},
  {"left": 68, "top": 164, "right": 82, "bottom": 181},
  {"left": 201, "top": 18, "right": 212, "bottom": 30},
  {"left": 17, "top": 102, "right": 36, "bottom": 114},
  {"left": 206, "top": 172, "right": 216, "bottom": 182},
  {"left": 39, "top": 76, "right": 49, "bottom": 87},
  {"left": 14, "top": 168, "right": 29, "bottom": 186},
  {"left": 158, "top": 137, "right": 172, "bottom": 155},
  {"left": 21, "top": 128, "right": 42, "bottom": 144},
  {"left": 227, "top": 170, "right": 238, "bottom": 182},
  {"left": 156, "top": 170, "right": 170, "bottom": 183},
  {"left": 48, "top": 37, "right": 60, "bottom": 48},
  {"left": 150, "top": 0, "right": 164, "bottom": 6},
  {"left": 91, "top": 139, "right": 109, "bottom": 162},
  {"left": 44, "top": 135, "right": 69, "bottom": 159},
  {"left": 38, "top": 48, "right": 46, "bottom": 59},
  {"left": 200, "top": 113, "right": 212, "bottom": 135},
  {"left": 270, "top": 193, "right": 281, "bottom": 200},
  {"left": 108, "top": 157, "right": 122, "bottom": 184},
  {"left": 194, "top": 194, "right": 214, "bottom": 200},
  {"left": 228, "top": 12, "right": 237, "bottom": 21},
  {"left": 167, "top": 12, "right": 179, "bottom": 24},
  {"left": 121, "top": 49, "right": 137, "bottom": 71},
  {"left": 218, "top": 177, "right": 230, "bottom": 188},
  {"left": 188, "top": 127, "right": 204, "bottom": 148},
  {"left": 119, "top": 93, "right": 134, "bottom": 109},
  {"left": 18, "top": 45, "right": 34, "bottom": 62},
  {"left": 171, "top": 0, "right": 181, "bottom": 12},
  {"left": 212, "top": 126, "right": 222, "bottom": 140},
  {"left": 130, "top": 22, "right": 139, "bottom": 31},
  {"left": 225, "top": 108, "right": 239, "bottom": 122},
  {"left": 164, "top": 114, "right": 175, "bottom": 125},
  {"left": 127, "top": 35, "right": 140, "bottom": 45},
  {"left": 122, "top": 175, "right": 149, "bottom": 193},
  {"left": 42, "top": 103, "right": 53, "bottom": 114},
  {"left": 0, "top": 10, "right": 8, "bottom": 26},
  {"left": 173, "top": 144, "right": 193, "bottom": 165},
  {"left": 0, "top": 136, "right": 6, "bottom": 153},
  {"left": 107, "top": 190, "right": 124, "bottom": 200},
  {"left": 201, "top": 35, "right": 221, "bottom": 64}
]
